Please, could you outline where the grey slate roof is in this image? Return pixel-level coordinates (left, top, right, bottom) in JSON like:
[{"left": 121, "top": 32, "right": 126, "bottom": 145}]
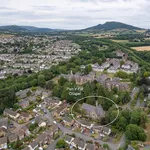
[
  {"left": 0, "top": 137, "right": 7, "bottom": 145},
  {"left": 81, "top": 103, "right": 105, "bottom": 117}
]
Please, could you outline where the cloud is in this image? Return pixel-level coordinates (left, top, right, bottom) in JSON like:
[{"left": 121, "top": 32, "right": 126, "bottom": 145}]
[{"left": 0, "top": 0, "right": 149, "bottom": 29}]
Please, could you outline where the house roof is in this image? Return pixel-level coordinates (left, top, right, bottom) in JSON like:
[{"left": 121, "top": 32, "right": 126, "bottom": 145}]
[
  {"left": 35, "top": 133, "right": 47, "bottom": 143},
  {"left": 62, "top": 116, "right": 72, "bottom": 123},
  {"left": 29, "top": 141, "right": 38, "bottom": 148},
  {"left": 16, "top": 89, "right": 29, "bottom": 98},
  {"left": 0, "top": 118, "right": 8, "bottom": 128},
  {"left": 65, "top": 135, "right": 73, "bottom": 142},
  {"left": 56, "top": 103, "right": 67, "bottom": 114},
  {"left": 50, "top": 124, "right": 58, "bottom": 132},
  {"left": 103, "top": 127, "right": 110, "bottom": 133},
  {"left": 81, "top": 103, "right": 105, "bottom": 117},
  {"left": 22, "top": 147, "right": 30, "bottom": 150},
  {"left": 19, "top": 100, "right": 29, "bottom": 106},
  {"left": 73, "top": 137, "right": 85, "bottom": 148},
  {"left": 0, "top": 127, "right": 7, "bottom": 134},
  {"left": 86, "top": 143, "right": 95, "bottom": 150},
  {"left": 17, "top": 130, "right": 24, "bottom": 137},
  {"left": 28, "top": 96, "right": 36, "bottom": 102},
  {"left": 4, "top": 108, "right": 17, "bottom": 117},
  {"left": 20, "top": 112, "right": 30, "bottom": 118},
  {"left": 21, "top": 126, "right": 29, "bottom": 131},
  {"left": 0, "top": 137, "right": 7, "bottom": 145},
  {"left": 8, "top": 134, "right": 18, "bottom": 142}
]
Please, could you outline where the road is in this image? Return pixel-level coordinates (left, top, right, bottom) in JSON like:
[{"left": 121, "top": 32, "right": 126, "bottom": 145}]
[
  {"left": 11, "top": 120, "right": 28, "bottom": 134},
  {"left": 122, "top": 87, "right": 139, "bottom": 110},
  {"left": 47, "top": 134, "right": 64, "bottom": 150}
]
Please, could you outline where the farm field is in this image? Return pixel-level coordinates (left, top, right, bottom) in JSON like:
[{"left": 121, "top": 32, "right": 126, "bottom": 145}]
[
  {"left": 111, "top": 39, "right": 129, "bottom": 43},
  {"left": 131, "top": 46, "right": 150, "bottom": 51},
  {"left": 0, "top": 34, "right": 14, "bottom": 38}
]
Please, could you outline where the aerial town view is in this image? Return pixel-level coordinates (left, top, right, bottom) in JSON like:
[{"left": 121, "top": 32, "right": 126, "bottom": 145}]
[{"left": 1, "top": 0, "right": 150, "bottom": 150}]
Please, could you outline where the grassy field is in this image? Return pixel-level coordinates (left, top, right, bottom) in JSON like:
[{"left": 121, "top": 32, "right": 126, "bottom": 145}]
[
  {"left": 136, "top": 30, "right": 147, "bottom": 33},
  {"left": 131, "top": 46, "right": 150, "bottom": 51},
  {"left": 0, "top": 34, "right": 14, "bottom": 38},
  {"left": 111, "top": 39, "right": 129, "bottom": 43}
]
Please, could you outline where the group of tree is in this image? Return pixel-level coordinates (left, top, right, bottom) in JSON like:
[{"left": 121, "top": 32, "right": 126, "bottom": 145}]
[{"left": 105, "top": 108, "right": 147, "bottom": 142}]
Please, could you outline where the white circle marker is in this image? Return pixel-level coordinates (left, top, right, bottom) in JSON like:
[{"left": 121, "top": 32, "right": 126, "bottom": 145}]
[{"left": 70, "top": 95, "right": 119, "bottom": 128}]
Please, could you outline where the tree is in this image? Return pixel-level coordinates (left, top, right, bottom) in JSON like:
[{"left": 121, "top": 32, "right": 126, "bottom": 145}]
[
  {"left": 115, "top": 71, "right": 128, "bottom": 79},
  {"left": 103, "top": 143, "right": 109, "bottom": 150},
  {"left": 52, "top": 85, "right": 62, "bottom": 98},
  {"left": 58, "top": 76, "right": 68, "bottom": 86},
  {"left": 116, "top": 116, "right": 128, "bottom": 131},
  {"left": 130, "top": 110, "right": 141, "bottom": 125},
  {"left": 38, "top": 74, "right": 46, "bottom": 87},
  {"left": 125, "top": 124, "right": 147, "bottom": 142},
  {"left": 56, "top": 139, "right": 68, "bottom": 148},
  {"left": 31, "top": 79, "right": 38, "bottom": 87},
  {"left": 83, "top": 65, "right": 92, "bottom": 75},
  {"left": 46, "top": 80, "right": 54, "bottom": 90}
]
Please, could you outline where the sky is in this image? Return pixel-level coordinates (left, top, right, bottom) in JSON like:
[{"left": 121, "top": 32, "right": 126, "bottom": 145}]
[{"left": 0, "top": 0, "right": 150, "bottom": 29}]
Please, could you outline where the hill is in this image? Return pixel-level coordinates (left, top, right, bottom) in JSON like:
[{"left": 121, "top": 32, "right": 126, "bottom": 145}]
[
  {"left": 84, "top": 21, "right": 143, "bottom": 31},
  {"left": 0, "top": 25, "right": 54, "bottom": 33}
]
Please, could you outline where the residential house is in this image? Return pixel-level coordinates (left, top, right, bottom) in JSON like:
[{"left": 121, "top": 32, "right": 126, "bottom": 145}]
[
  {"left": 71, "top": 137, "right": 86, "bottom": 150},
  {"left": 42, "top": 91, "right": 49, "bottom": 100},
  {"left": 17, "top": 130, "right": 24, "bottom": 140},
  {"left": 62, "top": 116, "right": 73, "bottom": 126},
  {"left": 33, "top": 107, "right": 41, "bottom": 114},
  {"left": 8, "top": 134, "right": 18, "bottom": 143},
  {"left": 49, "top": 124, "right": 59, "bottom": 137},
  {"left": 18, "top": 100, "right": 29, "bottom": 108},
  {"left": 22, "top": 147, "right": 30, "bottom": 150},
  {"left": 97, "top": 75, "right": 130, "bottom": 92},
  {"left": 65, "top": 135, "right": 74, "bottom": 145},
  {"left": 85, "top": 143, "right": 95, "bottom": 150},
  {"left": 3, "top": 108, "right": 20, "bottom": 119},
  {"left": 116, "top": 50, "right": 127, "bottom": 59},
  {"left": 126, "top": 145, "right": 136, "bottom": 150},
  {"left": 38, "top": 120, "right": 47, "bottom": 127},
  {"left": 102, "top": 127, "right": 111, "bottom": 136},
  {"left": 28, "top": 141, "right": 38, "bottom": 150},
  {"left": 0, "top": 128, "right": 7, "bottom": 137},
  {"left": 28, "top": 96, "right": 36, "bottom": 102},
  {"left": 20, "top": 126, "right": 31, "bottom": 136},
  {"left": 0, "top": 137, "right": 7, "bottom": 149},
  {"left": 94, "top": 126, "right": 103, "bottom": 134},
  {"left": 52, "top": 102, "right": 67, "bottom": 118},
  {"left": 35, "top": 132, "right": 48, "bottom": 147},
  {"left": 92, "top": 63, "right": 104, "bottom": 72},
  {"left": 19, "top": 112, "right": 31, "bottom": 122},
  {"left": 34, "top": 116, "right": 47, "bottom": 127},
  {"left": 0, "top": 119, "right": 8, "bottom": 129},
  {"left": 81, "top": 103, "right": 105, "bottom": 120},
  {"left": 16, "top": 89, "right": 30, "bottom": 99},
  {"left": 35, "top": 89, "right": 43, "bottom": 96}
]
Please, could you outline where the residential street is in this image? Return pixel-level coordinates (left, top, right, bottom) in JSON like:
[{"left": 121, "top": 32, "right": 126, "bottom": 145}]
[
  {"left": 44, "top": 107, "right": 122, "bottom": 150},
  {"left": 122, "top": 87, "right": 139, "bottom": 110},
  {"left": 47, "top": 134, "right": 64, "bottom": 150}
]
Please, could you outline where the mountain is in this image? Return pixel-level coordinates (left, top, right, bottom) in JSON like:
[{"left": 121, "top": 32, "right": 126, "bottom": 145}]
[
  {"left": 0, "top": 25, "right": 28, "bottom": 32},
  {"left": 0, "top": 25, "right": 55, "bottom": 33},
  {"left": 84, "top": 21, "right": 143, "bottom": 31}
]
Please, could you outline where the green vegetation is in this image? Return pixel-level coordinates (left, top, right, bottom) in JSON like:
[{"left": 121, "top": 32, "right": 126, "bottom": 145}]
[
  {"left": 56, "top": 139, "right": 69, "bottom": 149},
  {"left": 125, "top": 124, "right": 147, "bottom": 142}
]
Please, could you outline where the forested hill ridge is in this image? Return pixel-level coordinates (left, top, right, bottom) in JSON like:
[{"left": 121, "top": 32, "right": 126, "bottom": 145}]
[
  {"left": 0, "top": 21, "right": 145, "bottom": 33},
  {"left": 83, "top": 21, "right": 143, "bottom": 31},
  {"left": 0, "top": 25, "right": 56, "bottom": 33}
]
